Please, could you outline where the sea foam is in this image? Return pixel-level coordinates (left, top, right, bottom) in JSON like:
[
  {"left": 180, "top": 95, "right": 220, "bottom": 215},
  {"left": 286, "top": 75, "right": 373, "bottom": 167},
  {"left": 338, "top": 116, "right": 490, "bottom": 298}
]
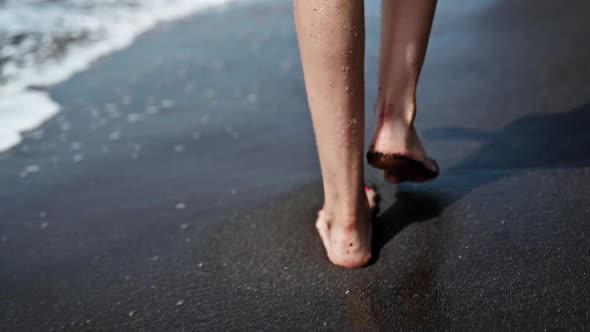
[
  {"left": 0, "top": 0, "right": 233, "bottom": 152},
  {"left": 0, "top": 91, "right": 59, "bottom": 151}
]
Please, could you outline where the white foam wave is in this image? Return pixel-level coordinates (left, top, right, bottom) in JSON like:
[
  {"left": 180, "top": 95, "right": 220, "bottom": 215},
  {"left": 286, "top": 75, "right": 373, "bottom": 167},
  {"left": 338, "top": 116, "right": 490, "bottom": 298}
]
[
  {"left": 0, "top": 0, "right": 233, "bottom": 152},
  {"left": 0, "top": 90, "right": 59, "bottom": 152}
]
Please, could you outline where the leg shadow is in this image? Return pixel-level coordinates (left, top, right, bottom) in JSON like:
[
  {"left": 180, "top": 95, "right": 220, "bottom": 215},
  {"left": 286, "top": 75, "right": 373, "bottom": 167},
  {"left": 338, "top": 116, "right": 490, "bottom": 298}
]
[
  {"left": 372, "top": 101, "right": 590, "bottom": 258},
  {"left": 370, "top": 190, "right": 449, "bottom": 263}
]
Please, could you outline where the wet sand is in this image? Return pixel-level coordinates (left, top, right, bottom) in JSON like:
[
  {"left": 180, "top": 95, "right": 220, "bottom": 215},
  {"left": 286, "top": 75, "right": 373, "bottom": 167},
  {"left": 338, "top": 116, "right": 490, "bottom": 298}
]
[{"left": 1, "top": 0, "right": 590, "bottom": 330}]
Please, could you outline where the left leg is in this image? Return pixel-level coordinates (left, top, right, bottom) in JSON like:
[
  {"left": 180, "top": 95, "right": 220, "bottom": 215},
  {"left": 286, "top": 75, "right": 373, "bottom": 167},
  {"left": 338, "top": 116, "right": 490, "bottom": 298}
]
[{"left": 294, "top": 0, "right": 374, "bottom": 268}]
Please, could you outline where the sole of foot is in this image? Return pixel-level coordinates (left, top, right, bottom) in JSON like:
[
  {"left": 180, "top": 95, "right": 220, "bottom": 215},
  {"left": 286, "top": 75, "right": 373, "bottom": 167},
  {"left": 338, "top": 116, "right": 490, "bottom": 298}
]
[
  {"left": 368, "top": 120, "right": 439, "bottom": 184},
  {"left": 367, "top": 151, "right": 439, "bottom": 184}
]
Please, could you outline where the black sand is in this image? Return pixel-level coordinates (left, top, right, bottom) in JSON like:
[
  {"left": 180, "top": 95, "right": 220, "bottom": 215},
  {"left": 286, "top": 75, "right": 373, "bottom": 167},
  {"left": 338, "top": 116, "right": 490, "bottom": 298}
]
[{"left": 1, "top": 0, "right": 590, "bottom": 330}]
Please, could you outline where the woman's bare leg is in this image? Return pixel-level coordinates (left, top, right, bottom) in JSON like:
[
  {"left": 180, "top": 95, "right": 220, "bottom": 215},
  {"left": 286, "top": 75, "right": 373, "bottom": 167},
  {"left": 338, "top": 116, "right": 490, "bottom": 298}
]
[
  {"left": 367, "top": 0, "right": 439, "bottom": 183},
  {"left": 294, "top": 0, "right": 375, "bottom": 268}
]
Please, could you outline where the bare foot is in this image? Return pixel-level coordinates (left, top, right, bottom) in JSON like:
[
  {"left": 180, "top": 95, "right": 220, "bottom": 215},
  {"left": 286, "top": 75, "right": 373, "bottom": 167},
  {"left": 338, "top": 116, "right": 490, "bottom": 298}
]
[
  {"left": 367, "top": 108, "right": 438, "bottom": 183},
  {"left": 315, "top": 186, "right": 379, "bottom": 269}
]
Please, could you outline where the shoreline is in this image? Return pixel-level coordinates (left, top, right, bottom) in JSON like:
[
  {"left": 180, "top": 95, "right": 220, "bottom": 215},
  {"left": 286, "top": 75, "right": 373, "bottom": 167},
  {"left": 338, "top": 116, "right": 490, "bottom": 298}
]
[{"left": 0, "top": 0, "right": 237, "bottom": 153}]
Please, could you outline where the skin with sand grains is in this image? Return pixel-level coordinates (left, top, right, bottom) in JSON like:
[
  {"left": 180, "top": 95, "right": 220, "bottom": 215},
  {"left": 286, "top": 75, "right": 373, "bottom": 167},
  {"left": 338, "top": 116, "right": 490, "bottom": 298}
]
[{"left": 294, "top": 0, "right": 438, "bottom": 268}]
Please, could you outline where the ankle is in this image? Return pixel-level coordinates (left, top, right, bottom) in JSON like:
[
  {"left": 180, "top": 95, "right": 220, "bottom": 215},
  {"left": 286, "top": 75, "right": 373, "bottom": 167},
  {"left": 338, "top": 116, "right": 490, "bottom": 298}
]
[
  {"left": 376, "top": 89, "right": 416, "bottom": 125},
  {"left": 322, "top": 195, "right": 370, "bottom": 229}
]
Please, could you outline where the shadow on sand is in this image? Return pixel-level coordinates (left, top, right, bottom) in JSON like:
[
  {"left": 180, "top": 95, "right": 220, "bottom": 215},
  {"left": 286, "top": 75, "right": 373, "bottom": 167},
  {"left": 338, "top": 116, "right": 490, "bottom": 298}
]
[{"left": 372, "top": 101, "right": 590, "bottom": 258}]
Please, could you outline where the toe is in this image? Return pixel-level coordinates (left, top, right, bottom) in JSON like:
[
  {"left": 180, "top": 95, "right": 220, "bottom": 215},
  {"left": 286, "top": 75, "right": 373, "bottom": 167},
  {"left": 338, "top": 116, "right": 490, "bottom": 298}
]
[
  {"left": 424, "top": 157, "right": 439, "bottom": 174},
  {"left": 364, "top": 185, "right": 379, "bottom": 210}
]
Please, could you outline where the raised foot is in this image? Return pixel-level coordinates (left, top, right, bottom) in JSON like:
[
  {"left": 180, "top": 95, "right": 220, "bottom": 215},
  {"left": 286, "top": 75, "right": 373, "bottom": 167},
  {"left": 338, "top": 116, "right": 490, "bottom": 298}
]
[
  {"left": 315, "top": 186, "right": 378, "bottom": 269},
  {"left": 368, "top": 122, "right": 439, "bottom": 184}
]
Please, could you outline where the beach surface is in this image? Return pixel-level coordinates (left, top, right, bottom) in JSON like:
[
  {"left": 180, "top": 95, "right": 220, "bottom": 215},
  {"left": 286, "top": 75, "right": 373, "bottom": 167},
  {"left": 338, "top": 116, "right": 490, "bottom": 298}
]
[{"left": 1, "top": 0, "right": 590, "bottom": 330}]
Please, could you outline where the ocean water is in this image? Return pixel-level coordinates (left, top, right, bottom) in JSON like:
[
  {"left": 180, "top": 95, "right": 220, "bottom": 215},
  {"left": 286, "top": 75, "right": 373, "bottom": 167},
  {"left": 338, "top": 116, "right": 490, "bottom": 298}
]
[{"left": 0, "top": 0, "right": 233, "bottom": 152}]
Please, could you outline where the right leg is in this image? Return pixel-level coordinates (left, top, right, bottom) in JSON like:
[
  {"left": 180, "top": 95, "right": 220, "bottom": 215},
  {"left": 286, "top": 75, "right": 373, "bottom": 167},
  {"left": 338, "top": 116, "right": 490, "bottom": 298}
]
[
  {"left": 294, "top": 0, "right": 375, "bottom": 268},
  {"left": 368, "top": 0, "right": 439, "bottom": 183}
]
